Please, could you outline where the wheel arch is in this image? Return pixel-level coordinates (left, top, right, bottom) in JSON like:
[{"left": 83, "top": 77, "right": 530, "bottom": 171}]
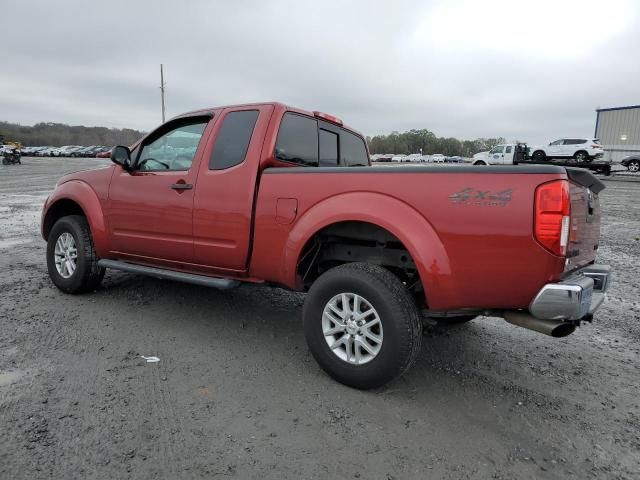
[
  {"left": 284, "top": 192, "right": 453, "bottom": 307},
  {"left": 42, "top": 181, "right": 108, "bottom": 256}
]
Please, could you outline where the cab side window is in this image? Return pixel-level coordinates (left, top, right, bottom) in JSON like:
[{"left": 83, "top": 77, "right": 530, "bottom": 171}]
[
  {"left": 275, "top": 112, "right": 369, "bottom": 168},
  {"left": 136, "top": 120, "right": 208, "bottom": 171},
  {"left": 340, "top": 130, "right": 368, "bottom": 166},
  {"left": 275, "top": 113, "right": 318, "bottom": 166},
  {"left": 209, "top": 110, "right": 259, "bottom": 170}
]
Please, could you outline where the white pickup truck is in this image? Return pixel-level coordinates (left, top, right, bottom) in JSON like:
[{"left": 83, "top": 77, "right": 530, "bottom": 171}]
[{"left": 472, "top": 144, "right": 521, "bottom": 165}]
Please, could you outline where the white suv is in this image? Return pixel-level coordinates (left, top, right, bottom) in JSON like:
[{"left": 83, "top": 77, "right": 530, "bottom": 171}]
[{"left": 529, "top": 138, "right": 604, "bottom": 163}]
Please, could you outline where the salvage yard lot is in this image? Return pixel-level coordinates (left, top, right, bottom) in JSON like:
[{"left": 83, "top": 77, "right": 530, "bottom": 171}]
[{"left": 1, "top": 157, "right": 639, "bottom": 479}]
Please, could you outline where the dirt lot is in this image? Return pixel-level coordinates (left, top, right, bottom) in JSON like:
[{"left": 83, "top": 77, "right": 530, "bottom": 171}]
[{"left": 1, "top": 157, "right": 639, "bottom": 480}]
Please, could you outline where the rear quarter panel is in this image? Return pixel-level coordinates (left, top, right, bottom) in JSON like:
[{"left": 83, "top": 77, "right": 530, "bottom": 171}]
[{"left": 250, "top": 168, "right": 566, "bottom": 311}]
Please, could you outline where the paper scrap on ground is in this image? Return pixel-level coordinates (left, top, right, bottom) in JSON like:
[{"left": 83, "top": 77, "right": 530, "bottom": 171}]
[{"left": 141, "top": 356, "right": 160, "bottom": 363}]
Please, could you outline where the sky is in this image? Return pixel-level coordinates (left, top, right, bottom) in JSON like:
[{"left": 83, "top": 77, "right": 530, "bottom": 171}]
[{"left": 2, "top": 0, "right": 638, "bottom": 144}]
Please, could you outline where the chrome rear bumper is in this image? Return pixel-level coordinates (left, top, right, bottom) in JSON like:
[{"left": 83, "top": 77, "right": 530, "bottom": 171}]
[{"left": 529, "top": 264, "right": 611, "bottom": 321}]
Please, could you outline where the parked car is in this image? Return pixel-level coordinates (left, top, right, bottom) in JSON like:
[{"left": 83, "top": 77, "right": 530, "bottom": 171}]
[
  {"left": 431, "top": 154, "right": 446, "bottom": 163},
  {"left": 90, "top": 145, "right": 109, "bottom": 158},
  {"left": 51, "top": 146, "right": 70, "bottom": 157},
  {"left": 96, "top": 148, "right": 112, "bottom": 158},
  {"left": 529, "top": 138, "right": 604, "bottom": 163},
  {"left": 446, "top": 156, "right": 465, "bottom": 163},
  {"left": 38, "top": 147, "right": 57, "bottom": 157},
  {"left": 73, "top": 146, "right": 102, "bottom": 157},
  {"left": 41, "top": 102, "right": 610, "bottom": 389},
  {"left": 405, "top": 153, "right": 422, "bottom": 163},
  {"left": 621, "top": 155, "right": 640, "bottom": 172},
  {"left": 70, "top": 146, "right": 90, "bottom": 157}
]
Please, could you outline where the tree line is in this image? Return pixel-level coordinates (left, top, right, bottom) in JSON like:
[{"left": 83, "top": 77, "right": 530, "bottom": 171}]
[
  {"left": 366, "top": 129, "right": 505, "bottom": 157},
  {"left": 1, "top": 119, "right": 504, "bottom": 158},
  {"left": 0, "top": 121, "right": 145, "bottom": 147}
]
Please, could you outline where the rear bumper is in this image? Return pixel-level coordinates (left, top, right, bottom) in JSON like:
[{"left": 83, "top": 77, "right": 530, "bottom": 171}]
[{"left": 529, "top": 264, "right": 611, "bottom": 321}]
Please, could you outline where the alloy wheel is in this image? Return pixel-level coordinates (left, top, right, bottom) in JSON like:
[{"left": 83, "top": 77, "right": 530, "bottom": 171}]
[
  {"left": 322, "top": 292, "right": 383, "bottom": 365},
  {"left": 54, "top": 232, "right": 78, "bottom": 279}
]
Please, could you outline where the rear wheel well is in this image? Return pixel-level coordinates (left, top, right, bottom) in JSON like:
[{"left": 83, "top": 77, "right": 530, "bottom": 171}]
[
  {"left": 296, "top": 221, "right": 423, "bottom": 298},
  {"left": 43, "top": 199, "right": 86, "bottom": 240}
]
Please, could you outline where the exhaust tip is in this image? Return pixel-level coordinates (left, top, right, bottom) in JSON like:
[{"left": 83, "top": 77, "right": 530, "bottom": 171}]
[{"left": 503, "top": 311, "right": 577, "bottom": 338}]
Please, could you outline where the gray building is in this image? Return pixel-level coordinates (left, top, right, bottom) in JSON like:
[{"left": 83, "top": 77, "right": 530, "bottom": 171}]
[{"left": 595, "top": 104, "right": 640, "bottom": 163}]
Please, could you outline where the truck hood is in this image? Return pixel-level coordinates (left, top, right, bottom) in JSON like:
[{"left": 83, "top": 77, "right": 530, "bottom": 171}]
[
  {"left": 56, "top": 164, "right": 115, "bottom": 187},
  {"left": 473, "top": 151, "right": 489, "bottom": 159}
]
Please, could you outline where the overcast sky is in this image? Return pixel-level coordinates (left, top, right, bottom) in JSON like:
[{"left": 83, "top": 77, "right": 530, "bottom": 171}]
[{"left": 2, "top": 0, "right": 638, "bottom": 143}]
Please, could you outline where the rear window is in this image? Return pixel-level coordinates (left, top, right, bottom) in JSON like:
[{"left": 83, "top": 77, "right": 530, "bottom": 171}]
[
  {"left": 209, "top": 110, "right": 259, "bottom": 170},
  {"left": 340, "top": 130, "right": 368, "bottom": 166},
  {"left": 275, "top": 113, "right": 318, "bottom": 166},
  {"left": 319, "top": 129, "right": 338, "bottom": 166}
]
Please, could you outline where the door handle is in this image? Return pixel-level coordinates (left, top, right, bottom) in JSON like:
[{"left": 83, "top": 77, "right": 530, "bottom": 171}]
[{"left": 170, "top": 183, "right": 193, "bottom": 190}]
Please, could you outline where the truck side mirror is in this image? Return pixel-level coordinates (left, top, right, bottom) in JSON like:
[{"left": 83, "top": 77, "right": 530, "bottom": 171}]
[{"left": 111, "top": 146, "right": 132, "bottom": 170}]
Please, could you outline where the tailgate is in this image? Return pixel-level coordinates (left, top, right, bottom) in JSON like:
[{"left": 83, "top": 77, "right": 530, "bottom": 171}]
[{"left": 565, "top": 168, "right": 604, "bottom": 273}]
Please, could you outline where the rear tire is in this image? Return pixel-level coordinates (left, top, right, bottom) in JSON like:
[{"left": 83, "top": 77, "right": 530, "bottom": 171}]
[
  {"left": 532, "top": 150, "right": 546, "bottom": 161},
  {"left": 47, "top": 215, "right": 104, "bottom": 294},
  {"left": 628, "top": 160, "right": 640, "bottom": 172},
  {"left": 574, "top": 151, "right": 590, "bottom": 163},
  {"left": 303, "top": 263, "right": 422, "bottom": 389}
]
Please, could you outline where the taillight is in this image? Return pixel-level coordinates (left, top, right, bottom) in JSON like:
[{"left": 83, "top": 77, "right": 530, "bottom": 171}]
[
  {"left": 534, "top": 180, "right": 570, "bottom": 256},
  {"left": 591, "top": 144, "right": 600, "bottom": 149}
]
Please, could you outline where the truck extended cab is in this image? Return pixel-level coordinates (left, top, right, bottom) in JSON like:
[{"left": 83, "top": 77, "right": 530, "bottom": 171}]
[{"left": 42, "top": 102, "right": 611, "bottom": 389}]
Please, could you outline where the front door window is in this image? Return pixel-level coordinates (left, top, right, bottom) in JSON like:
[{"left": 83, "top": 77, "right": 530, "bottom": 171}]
[{"left": 137, "top": 122, "right": 208, "bottom": 171}]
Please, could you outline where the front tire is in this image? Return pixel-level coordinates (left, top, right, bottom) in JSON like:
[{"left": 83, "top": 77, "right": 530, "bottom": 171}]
[
  {"left": 46, "top": 215, "right": 104, "bottom": 294},
  {"left": 303, "top": 263, "right": 422, "bottom": 389},
  {"left": 628, "top": 160, "right": 640, "bottom": 172}
]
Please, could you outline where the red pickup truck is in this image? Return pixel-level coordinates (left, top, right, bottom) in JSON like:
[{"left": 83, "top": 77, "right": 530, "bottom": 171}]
[{"left": 41, "top": 102, "right": 611, "bottom": 389}]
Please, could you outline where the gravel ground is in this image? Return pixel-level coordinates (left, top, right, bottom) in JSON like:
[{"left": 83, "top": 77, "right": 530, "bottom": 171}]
[{"left": 1, "top": 157, "right": 639, "bottom": 480}]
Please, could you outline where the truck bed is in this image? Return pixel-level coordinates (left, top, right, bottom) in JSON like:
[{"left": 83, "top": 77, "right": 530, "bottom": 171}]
[{"left": 250, "top": 165, "right": 587, "bottom": 311}]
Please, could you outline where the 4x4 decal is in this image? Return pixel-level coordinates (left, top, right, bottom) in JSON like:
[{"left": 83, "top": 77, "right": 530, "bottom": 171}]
[{"left": 449, "top": 188, "right": 513, "bottom": 207}]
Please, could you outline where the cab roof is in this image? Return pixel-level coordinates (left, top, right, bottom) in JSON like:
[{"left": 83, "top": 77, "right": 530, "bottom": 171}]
[{"left": 172, "top": 102, "right": 363, "bottom": 138}]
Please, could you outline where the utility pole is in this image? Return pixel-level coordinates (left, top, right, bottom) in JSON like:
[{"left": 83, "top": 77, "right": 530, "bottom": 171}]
[{"left": 160, "top": 64, "right": 166, "bottom": 123}]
